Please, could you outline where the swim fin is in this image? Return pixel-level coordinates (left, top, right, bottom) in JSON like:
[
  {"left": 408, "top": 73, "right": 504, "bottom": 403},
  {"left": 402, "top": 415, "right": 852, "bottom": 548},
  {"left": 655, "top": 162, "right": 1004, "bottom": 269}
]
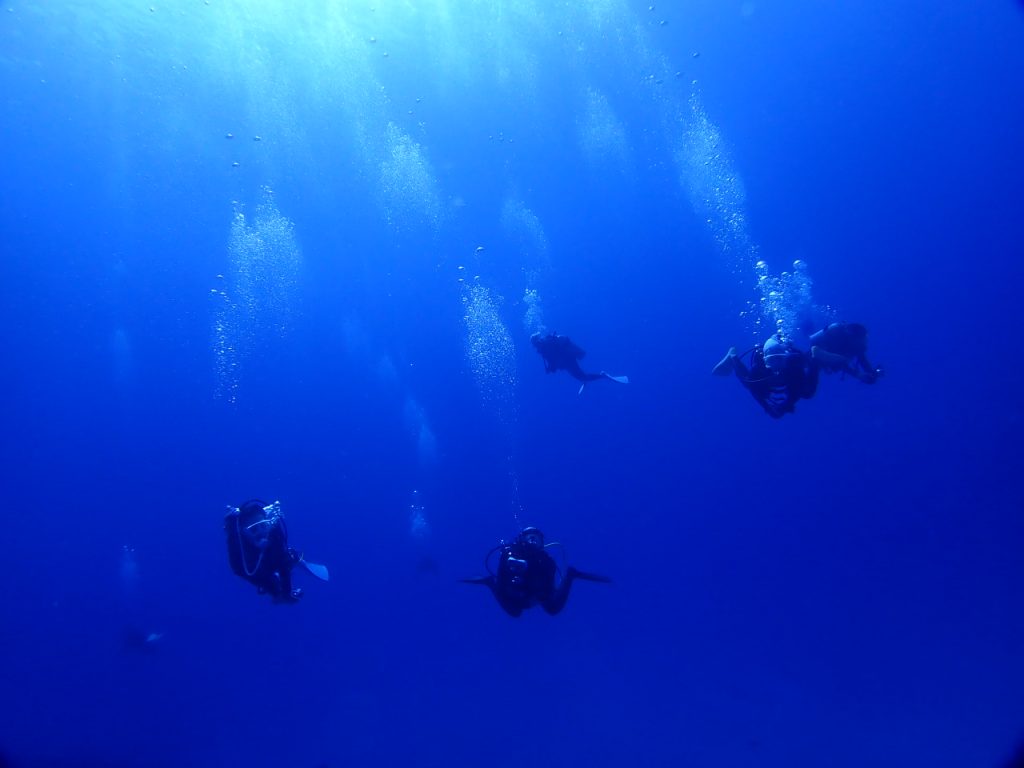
[
  {"left": 712, "top": 347, "right": 738, "bottom": 376},
  {"left": 459, "top": 576, "right": 494, "bottom": 586},
  {"left": 567, "top": 566, "right": 611, "bottom": 583},
  {"left": 604, "top": 374, "right": 629, "bottom": 384},
  {"left": 299, "top": 559, "right": 330, "bottom": 582}
]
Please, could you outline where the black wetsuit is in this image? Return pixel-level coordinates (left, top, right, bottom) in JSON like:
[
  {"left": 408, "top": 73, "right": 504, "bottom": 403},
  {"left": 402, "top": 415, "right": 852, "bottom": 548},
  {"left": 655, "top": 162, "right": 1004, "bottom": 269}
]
[
  {"left": 733, "top": 345, "right": 818, "bottom": 419},
  {"left": 462, "top": 541, "right": 609, "bottom": 617},
  {"left": 225, "top": 501, "right": 301, "bottom": 603},
  {"left": 531, "top": 333, "right": 605, "bottom": 384},
  {"left": 810, "top": 322, "right": 878, "bottom": 382}
]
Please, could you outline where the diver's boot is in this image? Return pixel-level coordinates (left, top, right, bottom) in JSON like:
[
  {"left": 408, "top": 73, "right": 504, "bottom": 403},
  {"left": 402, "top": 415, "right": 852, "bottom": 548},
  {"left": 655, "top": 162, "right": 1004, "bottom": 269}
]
[{"left": 712, "top": 347, "right": 738, "bottom": 376}]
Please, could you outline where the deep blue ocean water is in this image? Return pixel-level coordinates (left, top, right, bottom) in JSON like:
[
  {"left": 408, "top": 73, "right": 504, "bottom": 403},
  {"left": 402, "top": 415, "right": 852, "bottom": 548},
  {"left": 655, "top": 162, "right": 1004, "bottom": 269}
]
[{"left": 2, "top": 2, "right": 1023, "bottom": 766}]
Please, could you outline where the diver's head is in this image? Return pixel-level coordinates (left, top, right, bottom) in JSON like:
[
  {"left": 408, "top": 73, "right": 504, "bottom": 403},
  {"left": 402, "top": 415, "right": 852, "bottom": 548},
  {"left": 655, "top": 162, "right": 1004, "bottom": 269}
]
[
  {"left": 847, "top": 322, "right": 868, "bottom": 340},
  {"left": 762, "top": 333, "right": 793, "bottom": 372},
  {"left": 517, "top": 526, "right": 545, "bottom": 548},
  {"left": 239, "top": 499, "right": 268, "bottom": 523},
  {"left": 238, "top": 499, "right": 276, "bottom": 543},
  {"left": 530, "top": 332, "right": 542, "bottom": 346}
]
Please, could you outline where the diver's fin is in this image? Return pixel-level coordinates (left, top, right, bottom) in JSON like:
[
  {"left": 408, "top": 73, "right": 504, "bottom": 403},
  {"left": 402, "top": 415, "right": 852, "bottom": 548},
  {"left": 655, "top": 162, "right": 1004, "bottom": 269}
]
[
  {"left": 578, "top": 382, "right": 586, "bottom": 396},
  {"left": 604, "top": 374, "right": 629, "bottom": 384},
  {"left": 122, "top": 626, "right": 162, "bottom": 653},
  {"left": 298, "top": 559, "right": 330, "bottom": 581},
  {"left": 712, "top": 347, "right": 738, "bottom": 376},
  {"left": 567, "top": 566, "right": 611, "bottom": 583}
]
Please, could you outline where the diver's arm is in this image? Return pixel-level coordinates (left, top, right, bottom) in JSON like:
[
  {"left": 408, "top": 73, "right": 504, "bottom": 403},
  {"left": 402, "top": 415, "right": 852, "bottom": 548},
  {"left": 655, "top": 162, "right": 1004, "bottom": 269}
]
[{"left": 856, "top": 353, "right": 879, "bottom": 381}]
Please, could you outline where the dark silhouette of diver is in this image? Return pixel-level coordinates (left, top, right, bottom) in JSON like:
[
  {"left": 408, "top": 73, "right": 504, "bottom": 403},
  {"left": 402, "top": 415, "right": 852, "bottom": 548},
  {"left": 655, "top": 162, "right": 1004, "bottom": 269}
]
[
  {"left": 224, "top": 500, "right": 329, "bottom": 603},
  {"left": 809, "top": 321, "right": 883, "bottom": 384},
  {"left": 460, "top": 527, "right": 610, "bottom": 616},
  {"left": 713, "top": 333, "right": 819, "bottom": 418},
  {"left": 530, "top": 331, "right": 629, "bottom": 394}
]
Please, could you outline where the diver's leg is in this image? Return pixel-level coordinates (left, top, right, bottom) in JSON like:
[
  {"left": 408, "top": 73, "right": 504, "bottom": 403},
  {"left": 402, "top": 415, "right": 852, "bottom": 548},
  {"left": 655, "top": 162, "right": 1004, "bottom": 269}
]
[
  {"left": 567, "top": 362, "right": 600, "bottom": 382},
  {"left": 542, "top": 574, "right": 573, "bottom": 615},
  {"left": 271, "top": 567, "right": 302, "bottom": 602},
  {"left": 742, "top": 378, "right": 776, "bottom": 417},
  {"left": 279, "top": 567, "right": 293, "bottom": 595},
  {"left": 802, "top": 364, "right": 820, "bottom": 399},
  {"left": 495, "top": 592, "right": 524, "bottom": 617},
  {"left": 712, "top": 347, "right": 739, "bottom": 376},
  {"left": 541, "top": 567, "right": 610, "bottom": 615},
  {"left": 266, "top": 571, "right": 285, "bottom": 600}
]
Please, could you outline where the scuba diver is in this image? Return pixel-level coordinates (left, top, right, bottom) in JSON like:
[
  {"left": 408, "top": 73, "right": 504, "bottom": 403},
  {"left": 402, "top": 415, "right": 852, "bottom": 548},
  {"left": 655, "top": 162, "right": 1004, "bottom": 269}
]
[
  {"left": 530, "top": 331, "right": 629, "bottom": 395},
  {"left": 713, "top": 332, "right": 819, "bottom": 418},
  {"left": 224, "top": 499, "right": 329, "bottom": 603},
  {"left": 809, "top": 321, "right": 882, "bottom": 383},
  {"left": 460, "top": 526, "right": 610, "bottom": 616}
]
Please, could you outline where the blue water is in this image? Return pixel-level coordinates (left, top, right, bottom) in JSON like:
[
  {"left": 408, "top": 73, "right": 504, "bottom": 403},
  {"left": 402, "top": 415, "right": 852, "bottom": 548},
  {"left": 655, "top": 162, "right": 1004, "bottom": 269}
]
[{"left": 2, "top": 2, "right": 1023, "bottom": 766}]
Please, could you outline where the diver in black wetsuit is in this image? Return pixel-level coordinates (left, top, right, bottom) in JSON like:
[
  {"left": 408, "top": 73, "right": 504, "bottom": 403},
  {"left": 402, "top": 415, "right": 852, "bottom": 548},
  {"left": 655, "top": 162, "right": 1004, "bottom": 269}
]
[
  {"left": 460, "top": 527, "right": 610, "bottom": 616},
  {"left": 809, "top": 321, "right": 882, "bottom": 383},
  {"left": 713, "top": 333, "right": 818, "bottom": 418},
  {"left": 530, "top": 332, "right": 629, "bottom": 394},
  {"left": 224, "top": 500, "right": 329, "bottom": 603}
]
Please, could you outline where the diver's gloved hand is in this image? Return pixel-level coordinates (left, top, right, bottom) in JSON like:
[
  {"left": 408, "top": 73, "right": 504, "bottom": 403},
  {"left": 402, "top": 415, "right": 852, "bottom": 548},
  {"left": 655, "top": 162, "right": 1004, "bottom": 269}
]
[{"left": 860, "top": 368, "right": 882, "bottom": 384}]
